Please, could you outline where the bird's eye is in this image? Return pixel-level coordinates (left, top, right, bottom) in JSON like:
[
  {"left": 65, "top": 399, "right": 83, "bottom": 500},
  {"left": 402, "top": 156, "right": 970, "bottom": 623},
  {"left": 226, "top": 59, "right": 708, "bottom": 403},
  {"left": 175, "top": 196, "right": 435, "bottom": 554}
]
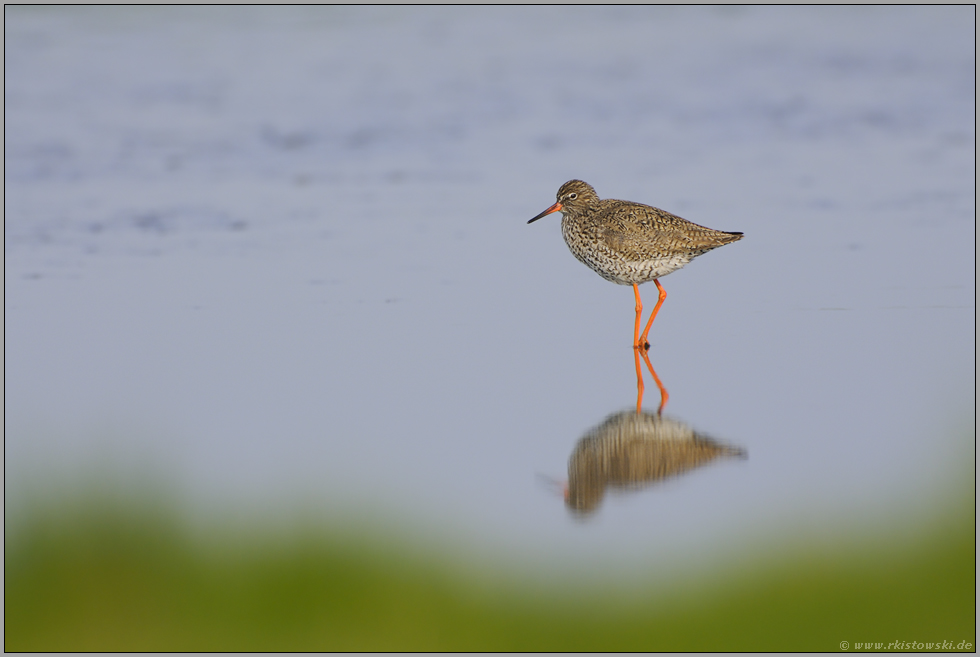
[{"left": 568, "top": 193, "right": 578, "bottom": 200}]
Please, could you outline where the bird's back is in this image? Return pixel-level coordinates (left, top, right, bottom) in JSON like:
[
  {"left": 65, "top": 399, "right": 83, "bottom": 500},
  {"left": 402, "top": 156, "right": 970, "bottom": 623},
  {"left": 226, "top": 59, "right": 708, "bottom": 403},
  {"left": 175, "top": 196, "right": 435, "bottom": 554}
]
[{"left": 597, "top": 199, "right": 743, "bottom": 259}]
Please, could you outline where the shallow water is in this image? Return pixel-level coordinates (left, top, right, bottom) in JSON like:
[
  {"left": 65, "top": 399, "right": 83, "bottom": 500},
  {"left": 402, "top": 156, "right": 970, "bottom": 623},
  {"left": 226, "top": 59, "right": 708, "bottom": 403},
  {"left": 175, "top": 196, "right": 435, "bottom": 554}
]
[{"left": 4, "top": 6, "right": 975, "bottom": 573}]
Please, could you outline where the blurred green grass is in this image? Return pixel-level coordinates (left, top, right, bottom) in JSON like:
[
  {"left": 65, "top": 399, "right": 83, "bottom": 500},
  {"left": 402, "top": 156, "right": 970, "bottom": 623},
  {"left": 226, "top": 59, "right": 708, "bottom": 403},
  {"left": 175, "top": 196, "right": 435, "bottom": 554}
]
[{"left": 6, "top": 490, "right": 975, "bottom": 652}]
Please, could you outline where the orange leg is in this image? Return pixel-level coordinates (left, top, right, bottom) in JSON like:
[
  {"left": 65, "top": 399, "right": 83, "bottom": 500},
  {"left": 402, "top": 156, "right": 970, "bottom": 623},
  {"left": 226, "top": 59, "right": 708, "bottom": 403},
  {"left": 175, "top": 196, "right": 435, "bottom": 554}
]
[
  {"left": 638, "top": 280, "right": 666, "bottom": 352},
  {"left": 634, "top": 345, "right": 645, "bottom": 414},
  {"left": 634, "top": 343, "right": 668, "bottom": 414},
  {"left": 632, "top": 283, "right": 644, "bottom": 350},
  {"left": 640, "top": 348, "right": 669, "bottom": 414}
]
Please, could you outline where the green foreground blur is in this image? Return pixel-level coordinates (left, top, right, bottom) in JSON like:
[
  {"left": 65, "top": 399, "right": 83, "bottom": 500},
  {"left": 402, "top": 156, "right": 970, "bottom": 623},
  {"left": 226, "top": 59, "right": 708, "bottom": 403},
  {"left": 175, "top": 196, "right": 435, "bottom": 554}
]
[{"left": 5, "top": 480, "right": 976, "bottom": 651}]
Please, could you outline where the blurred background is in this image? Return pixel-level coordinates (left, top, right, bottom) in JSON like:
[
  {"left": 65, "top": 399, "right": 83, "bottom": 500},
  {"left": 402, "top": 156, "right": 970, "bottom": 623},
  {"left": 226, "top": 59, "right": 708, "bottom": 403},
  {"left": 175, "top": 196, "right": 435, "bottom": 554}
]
[{"left": 4, "top": 6, "right": 975, "bottom": 650}]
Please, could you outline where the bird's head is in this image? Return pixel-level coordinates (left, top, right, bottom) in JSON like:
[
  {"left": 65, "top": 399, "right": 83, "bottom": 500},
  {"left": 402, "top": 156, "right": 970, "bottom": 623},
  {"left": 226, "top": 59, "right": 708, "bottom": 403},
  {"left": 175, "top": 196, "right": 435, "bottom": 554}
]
[{"left": 528, "top": 179, "right": 599, "bottom": 224}]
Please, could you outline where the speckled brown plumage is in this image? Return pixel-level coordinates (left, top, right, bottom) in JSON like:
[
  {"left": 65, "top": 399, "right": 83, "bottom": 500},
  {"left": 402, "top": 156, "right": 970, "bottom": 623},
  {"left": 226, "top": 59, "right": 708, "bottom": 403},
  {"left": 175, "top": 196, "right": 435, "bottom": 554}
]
[
  {"left": 566, "top": 410, "right": 746, "bottom": 515},
  {"left": 528, "top": 180, "right": 743, "bottom": 349},
  {"left": 530, "top": 179, "right": 743, "bottom": 285}
]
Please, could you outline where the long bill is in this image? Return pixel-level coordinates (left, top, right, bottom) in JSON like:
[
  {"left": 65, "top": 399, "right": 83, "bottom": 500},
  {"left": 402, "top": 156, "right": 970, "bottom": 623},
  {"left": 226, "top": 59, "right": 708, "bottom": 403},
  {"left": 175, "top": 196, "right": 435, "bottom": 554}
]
[{"left": 527, "top": 201, "right": 562, "bottom": 224}]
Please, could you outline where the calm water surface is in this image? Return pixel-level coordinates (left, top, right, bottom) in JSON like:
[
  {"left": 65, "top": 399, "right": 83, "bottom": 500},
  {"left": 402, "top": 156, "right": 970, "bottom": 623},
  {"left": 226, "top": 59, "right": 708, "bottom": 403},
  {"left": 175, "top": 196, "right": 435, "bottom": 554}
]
[{"left": 5, "top": 6, "right": 975, "bottom": 575}]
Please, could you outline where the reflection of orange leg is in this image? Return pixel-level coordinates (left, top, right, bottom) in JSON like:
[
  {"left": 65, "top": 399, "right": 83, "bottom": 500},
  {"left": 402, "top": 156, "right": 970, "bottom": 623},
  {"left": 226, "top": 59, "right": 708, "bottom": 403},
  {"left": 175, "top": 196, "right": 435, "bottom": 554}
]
[
  {"left": 640, "top": 348, "right": 669, "bottom": 414},
  {"left": 638, "top": 280, "right": 666, "bottom": 352},
  {"left": 634, "top": 345, "right": 645, "bottom": 414},
  {"left": 632, "top": 283, "right": 644, "bottom": 350}
]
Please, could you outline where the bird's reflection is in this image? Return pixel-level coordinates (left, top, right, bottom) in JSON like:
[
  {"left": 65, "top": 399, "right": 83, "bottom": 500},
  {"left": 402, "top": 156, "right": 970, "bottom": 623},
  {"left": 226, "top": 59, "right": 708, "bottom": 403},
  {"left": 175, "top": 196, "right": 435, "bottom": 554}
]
[
  {"left": 559, "top": 350, "right": 746, "bottom": 515},
  {"left": 634, "top": 344, "right": 668, "bottom": 414},
  {"left": 565, "top": 409, "right": 747, "bottom": 514}
]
